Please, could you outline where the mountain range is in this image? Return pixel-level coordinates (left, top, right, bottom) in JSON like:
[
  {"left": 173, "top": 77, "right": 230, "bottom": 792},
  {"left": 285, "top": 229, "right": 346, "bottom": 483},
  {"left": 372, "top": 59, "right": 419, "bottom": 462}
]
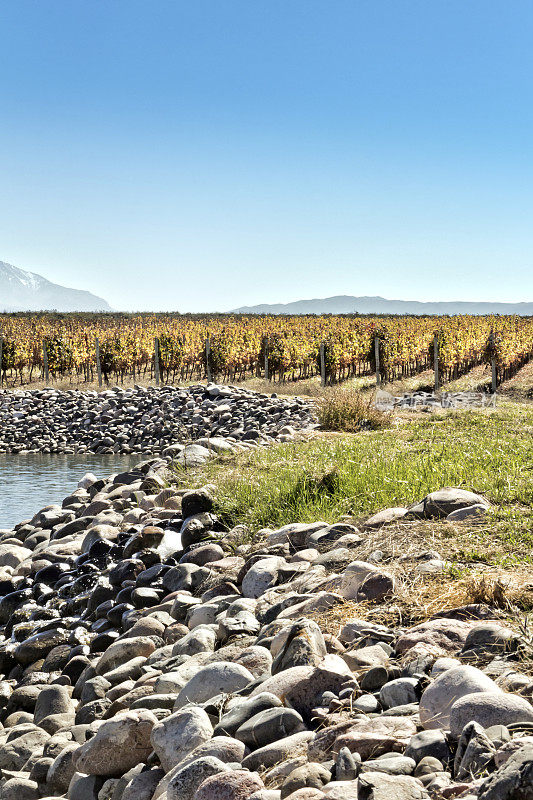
[
  {"left": 0, "top": 261, "right": 111, "bottom": 312},
  {"left": 2, "top": 261, "right": 531, "bottom": 316},
  {"left": 232, "top": 295, "right": 533, "bottom": 316}
]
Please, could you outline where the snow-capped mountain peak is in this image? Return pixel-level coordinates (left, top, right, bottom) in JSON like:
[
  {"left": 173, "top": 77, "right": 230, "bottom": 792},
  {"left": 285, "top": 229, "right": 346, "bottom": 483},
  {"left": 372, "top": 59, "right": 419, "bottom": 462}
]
[{"left": 0, "top": 261, "right": 112, "bottom": 312}]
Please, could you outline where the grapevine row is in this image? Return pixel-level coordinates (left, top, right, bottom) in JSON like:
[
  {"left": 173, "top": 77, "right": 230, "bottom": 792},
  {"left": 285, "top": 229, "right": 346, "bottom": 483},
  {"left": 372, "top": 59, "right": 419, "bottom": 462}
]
[{"left": 0, "top": 313, "right": 531, "bottom": 388}]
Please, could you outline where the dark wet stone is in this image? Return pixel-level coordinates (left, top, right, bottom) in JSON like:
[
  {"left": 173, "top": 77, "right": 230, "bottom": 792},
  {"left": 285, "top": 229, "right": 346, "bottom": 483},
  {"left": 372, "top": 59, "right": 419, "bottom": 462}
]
[
  {"left": 90, "top": 631, "right": 120, "bottom": 653},
  {"left": 109, "top": 559, "right": 145, "bottom": 587},
  {"left": 0, "top": 589, "right": 33, "bottom": 624},
  {"left": 14, "top": 628, "right": 71, "bottom": 666},
  {"left": 181, "top": 489, "right": 214, "bottom": 518},
  {"left": 235, "top": 707, "right": 306, "bottom": 749}
]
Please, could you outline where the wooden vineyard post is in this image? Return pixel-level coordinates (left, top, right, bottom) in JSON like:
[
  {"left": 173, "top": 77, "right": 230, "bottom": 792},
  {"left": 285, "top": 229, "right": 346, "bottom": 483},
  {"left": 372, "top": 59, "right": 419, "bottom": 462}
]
[
  {"left": 42, "top": 340, "right": 49, "bottom": 385},
  {"left": 490, "top": 330, "right": 497, "bottom": 393},
  {"left": 433, "top": 333, "right": 439, "bottom": 391},
  {"left": 374, "top": 336, "right": 381, "bottom": 386},
  {"left": 205, "top": 336, "right": 212, "bottom": 382},
  {"left": 95, "top": 338, "right": 103, "bottom": 388},
  {"left": 319, "top": 342, "right": 326, "bottom": 387},
  {"left": 263, "top": 336, "right": 269, "bottom": 381},
  {"left": 132, "top": 324, "right": 136, "bottom": 381},
  {"left": 154, "top": 338, "right": 161, "bottom": 386}
]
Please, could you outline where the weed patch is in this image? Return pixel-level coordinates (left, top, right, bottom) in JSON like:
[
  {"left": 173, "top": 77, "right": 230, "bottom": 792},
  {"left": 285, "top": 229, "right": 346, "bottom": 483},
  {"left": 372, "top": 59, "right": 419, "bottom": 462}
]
[{"left": 316, "top": 387, "right": 391, "bottom": 432}]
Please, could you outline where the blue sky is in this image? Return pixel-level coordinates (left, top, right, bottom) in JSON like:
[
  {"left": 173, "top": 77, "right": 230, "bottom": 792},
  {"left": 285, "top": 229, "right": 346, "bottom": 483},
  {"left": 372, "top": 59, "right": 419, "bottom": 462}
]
[{"left": 1, "top": 1, "right": 532, "bottom": 311}]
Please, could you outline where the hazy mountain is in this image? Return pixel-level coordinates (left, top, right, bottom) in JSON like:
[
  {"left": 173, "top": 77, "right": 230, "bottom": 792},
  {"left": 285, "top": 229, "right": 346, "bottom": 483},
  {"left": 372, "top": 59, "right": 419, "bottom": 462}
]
[
  {"left": 232, "top": 295, "right": 533, "bottom": 316},
  {"left": 0, "top": 261, "right": 111, "bottom": 312}
]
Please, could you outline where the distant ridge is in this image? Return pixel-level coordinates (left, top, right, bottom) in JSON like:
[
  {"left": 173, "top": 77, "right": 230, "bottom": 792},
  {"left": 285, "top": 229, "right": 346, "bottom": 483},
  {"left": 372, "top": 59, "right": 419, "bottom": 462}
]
[
  {"left": 0, "top": 261, "right": 111, "bottom": 312},
  {"left": 231, "top": 295, "right": 533, "bottom": 316}
]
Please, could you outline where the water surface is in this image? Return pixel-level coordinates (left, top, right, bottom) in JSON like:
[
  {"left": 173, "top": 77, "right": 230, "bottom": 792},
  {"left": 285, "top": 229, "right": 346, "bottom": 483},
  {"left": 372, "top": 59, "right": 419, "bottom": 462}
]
[{"left": 0, "top": 453, "right": 139, "bottom": 529}]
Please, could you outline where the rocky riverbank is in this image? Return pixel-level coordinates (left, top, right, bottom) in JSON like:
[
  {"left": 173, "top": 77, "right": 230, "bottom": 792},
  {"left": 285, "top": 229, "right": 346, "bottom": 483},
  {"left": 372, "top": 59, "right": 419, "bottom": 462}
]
[
  {"left": 0, "top": 456, "right": 532, "bottom": 800},
  {"left": 0, "top": 385, "right": 316, "bottom": 455}
]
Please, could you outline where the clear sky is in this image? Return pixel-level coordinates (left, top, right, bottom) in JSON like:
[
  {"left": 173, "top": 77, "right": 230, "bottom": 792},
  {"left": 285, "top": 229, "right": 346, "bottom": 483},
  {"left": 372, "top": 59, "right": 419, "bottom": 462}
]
[{"left": 1, "top": 1, "right": 532, "bottom": 311}]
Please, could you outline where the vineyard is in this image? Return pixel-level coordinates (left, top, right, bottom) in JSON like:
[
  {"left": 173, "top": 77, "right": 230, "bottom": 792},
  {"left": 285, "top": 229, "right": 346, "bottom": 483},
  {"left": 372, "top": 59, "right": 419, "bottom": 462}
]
[{"left": 0, "top": 312, "right": 532, "bottom": 388}]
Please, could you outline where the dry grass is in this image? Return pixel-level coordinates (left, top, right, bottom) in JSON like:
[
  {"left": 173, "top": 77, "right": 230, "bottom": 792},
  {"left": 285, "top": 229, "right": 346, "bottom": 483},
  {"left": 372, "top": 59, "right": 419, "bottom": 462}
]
[
  {"left": 238, "top": 363, "right": 533, "bottom": 406},
  {"left": 233, "top": 376, "right": 327, "bottom": 397},
  {"left": 352, "top": 514, "right": 533, "bottom": 570},
  {"left": 324, "top": 562, "right": 531, "bottom": 655},
  {"left": 0, "top": 373, "right": 163, "bottom": 392},
  {"left": 308, "top": 567, "right": 533, "bottom": 634},
  {"left": 315, "top": 387, "right": 391, "bottom": 433},
  {"left": 499, "top": 361, "right": 533, "bottom": 400}
]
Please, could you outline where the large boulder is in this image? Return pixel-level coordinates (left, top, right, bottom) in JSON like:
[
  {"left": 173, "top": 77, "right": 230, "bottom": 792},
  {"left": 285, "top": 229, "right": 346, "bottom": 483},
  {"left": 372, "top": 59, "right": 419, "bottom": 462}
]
[
  {"left": 271, "top": 619, "right": 326, "bottom": 673},
  {"left": 0, "top": 544, "right": 32, "bottom": 568},
  {"left": 449, "top": 691, "right": 533, "bottom": 738},
  {"left": 14, "top": 628, "right": 71, "bottom": 666},
  {"left": 340, "top": 561, "right": 394, "bottom": 601},
  {"left": 363, "top": 508, "right": 408, "bottom": 529},
  {"left": 235, "top": 707, "right": 306, "bottom": 749},
  {"left": 151, "top": 707, "right": 213, "bottom": 771},
  {"left": 331, "top": 717, "right": 418, "bottom": 761},
  {"left": 396, "top": 618, "right": 476, "bottom": 655},
  {"left": 419, "top": 665, "right": 500, "bottom": 731},
  {"left": 407, "top": 488, "right": 489, "bottom": 519},
  {"left": 122, "top": 768, "right": 165, "bottom": 800},
  {"left": 174, "top": 662, "right": 255, "bottom": 709},
  {"left": 33, "top": 685, "right": 74, "bottom": 725},
  {"left": 166, "top": 756, "right": 230, "bottom": 800},
  {"left": 194, "top": 770, "right": 265, "bottom": 800},
  {"left": 253, "top": 656, "right": 355, "bottom": 722},
  {"left": 357, "top": 772, "right": 429, "bottom": 800},
  {"left": 242, "top": 731, "right": 314, "bottom": 771},
  {"left": 95, "top": 636, "right": 157, "bottom": 675},
  {"left": 72, "top": 709, "right": 157, "bottom": 777},
  {"left": 242, "top": 557, "right": 286, "bottom": 598},
  {"left": 0, "top": 725, "right": 50, "bottom": 770}
]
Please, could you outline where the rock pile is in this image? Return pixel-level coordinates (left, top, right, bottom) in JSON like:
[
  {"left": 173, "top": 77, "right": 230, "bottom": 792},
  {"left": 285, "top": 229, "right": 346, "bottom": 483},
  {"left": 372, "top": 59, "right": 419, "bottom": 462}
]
[
  {"left": 375, "top": 390, "right": 496, "bottom": 412},
  {"left": 0, "top": 467, "right": 531, "bottom": 800},
  {"left": 0, "top": 385, "right": 316, "bottom": 455}
]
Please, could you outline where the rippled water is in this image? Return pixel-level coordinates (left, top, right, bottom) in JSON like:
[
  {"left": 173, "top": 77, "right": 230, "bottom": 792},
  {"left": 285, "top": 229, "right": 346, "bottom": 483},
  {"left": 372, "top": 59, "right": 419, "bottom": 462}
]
[{"left": 0, "top": 453, "right": 139, "bottom": 529}]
